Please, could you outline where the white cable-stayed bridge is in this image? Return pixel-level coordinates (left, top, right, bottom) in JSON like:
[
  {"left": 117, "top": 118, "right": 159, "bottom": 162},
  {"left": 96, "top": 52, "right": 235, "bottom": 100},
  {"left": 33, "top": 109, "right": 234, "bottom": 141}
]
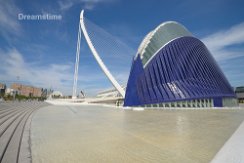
[{"left": 72, "top": 10, "right": 135, "bottom": 101}]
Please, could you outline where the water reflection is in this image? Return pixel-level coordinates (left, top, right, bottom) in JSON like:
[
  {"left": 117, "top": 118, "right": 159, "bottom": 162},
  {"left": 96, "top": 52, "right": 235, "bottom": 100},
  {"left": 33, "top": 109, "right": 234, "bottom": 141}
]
[{"left": 31, "top": 106, "right": 244, "bottom": 163}]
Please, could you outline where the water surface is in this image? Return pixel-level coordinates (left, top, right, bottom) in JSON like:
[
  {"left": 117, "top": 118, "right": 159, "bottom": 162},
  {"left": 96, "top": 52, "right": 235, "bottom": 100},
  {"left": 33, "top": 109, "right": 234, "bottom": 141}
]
[{"left": 31, "top": 105, "right": 244, "bottom": 163}]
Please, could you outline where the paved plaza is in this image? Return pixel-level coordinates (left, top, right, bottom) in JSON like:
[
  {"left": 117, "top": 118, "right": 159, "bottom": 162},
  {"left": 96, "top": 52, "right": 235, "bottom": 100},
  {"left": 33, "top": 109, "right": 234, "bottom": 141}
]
[{"left": 31, "top": 105, "right": 244, "bottom": 163}]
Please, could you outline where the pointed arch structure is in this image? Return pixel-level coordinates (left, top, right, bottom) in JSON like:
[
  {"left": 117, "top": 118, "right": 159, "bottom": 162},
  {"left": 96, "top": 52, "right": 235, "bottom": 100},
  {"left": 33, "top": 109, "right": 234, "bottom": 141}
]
[{"left": 72, "top": 10, "right": 125, "bottom": 99}]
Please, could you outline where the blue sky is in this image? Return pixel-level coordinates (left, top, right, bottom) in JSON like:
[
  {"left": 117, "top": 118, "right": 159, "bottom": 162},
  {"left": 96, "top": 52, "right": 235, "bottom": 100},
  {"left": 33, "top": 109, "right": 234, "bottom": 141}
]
[{"left": 0, "top": 0, "right": 244, "bottom": 96}]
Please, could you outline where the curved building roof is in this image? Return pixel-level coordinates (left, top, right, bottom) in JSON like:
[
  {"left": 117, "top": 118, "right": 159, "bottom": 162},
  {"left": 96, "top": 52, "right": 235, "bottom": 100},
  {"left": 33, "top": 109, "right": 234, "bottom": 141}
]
[
  {"left": 125, "top": 36, "right": 235, "bottom": 107},
  {"left": 137, "top": 21, "right": 192, "bottom": 65}
]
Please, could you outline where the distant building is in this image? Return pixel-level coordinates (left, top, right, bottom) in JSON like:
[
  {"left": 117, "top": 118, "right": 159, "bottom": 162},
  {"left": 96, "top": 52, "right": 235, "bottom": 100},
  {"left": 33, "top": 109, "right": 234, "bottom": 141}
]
[
  {"left": 11, "top": 83, "right": 42, "bottom": 97},
  {"left": 5, "top": 88, "right": 17, "bottom": 96},
  {"left": 51, "top": 91, "right": 63, "bottom": 98},
  {"left": 235, "top": 86, "right": 244, "bottom": 103},
  {"left": 0, "top": 83, "right": 6, "bottom": 97},
  {"left": 43, "top": 89, "right": 53, "bottom": 99}
]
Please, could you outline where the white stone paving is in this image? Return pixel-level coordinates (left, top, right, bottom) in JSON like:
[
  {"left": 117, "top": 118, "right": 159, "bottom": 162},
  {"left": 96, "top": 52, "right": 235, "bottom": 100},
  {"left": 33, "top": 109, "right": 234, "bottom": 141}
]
[{"left": 211, "top": 120, "right": 244, "bottom": 163}]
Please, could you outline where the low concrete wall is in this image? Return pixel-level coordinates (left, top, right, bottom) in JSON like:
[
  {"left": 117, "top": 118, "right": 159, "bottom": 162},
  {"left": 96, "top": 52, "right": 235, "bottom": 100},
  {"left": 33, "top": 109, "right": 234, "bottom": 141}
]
[{"left": 211, "top": 121, "right": 244, "bottom": 163}]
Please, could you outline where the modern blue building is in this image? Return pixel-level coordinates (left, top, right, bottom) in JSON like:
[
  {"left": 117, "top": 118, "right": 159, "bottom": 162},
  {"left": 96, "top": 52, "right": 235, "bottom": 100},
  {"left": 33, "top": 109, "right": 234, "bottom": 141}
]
[{"left": 124, "top": 21, "right": 237, "bottom": 107}]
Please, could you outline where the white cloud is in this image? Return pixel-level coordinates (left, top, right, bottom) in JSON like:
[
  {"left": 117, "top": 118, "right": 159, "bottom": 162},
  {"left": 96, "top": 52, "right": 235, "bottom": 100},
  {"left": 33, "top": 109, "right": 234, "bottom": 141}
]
[
  {"left": 58, "top": 0, "right": 74, "bottom": 11},
  {"left": 58, "top": 0, "right": 116, "bottom": 11},
  {"left": 201, "top": 22, "right": 244, "bottom": 86},
  {"left": 0, "top": 48, "right": 120, "bottom": 96},
  {"left": 0, "top": 48, "right": 74, "bottom": 94},
  {"left": 0, "top": 0, "right": 22, "bottom": 39},
  {"left": 201, "top": 22, "right": 244, "bottom": 61}
]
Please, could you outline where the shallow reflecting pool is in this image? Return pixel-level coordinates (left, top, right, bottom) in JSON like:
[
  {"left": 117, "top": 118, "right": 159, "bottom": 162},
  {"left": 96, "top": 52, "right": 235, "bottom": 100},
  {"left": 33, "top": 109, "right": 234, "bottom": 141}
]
[{"left": 31, "top": 105, "right": 244, "bottom": 163}]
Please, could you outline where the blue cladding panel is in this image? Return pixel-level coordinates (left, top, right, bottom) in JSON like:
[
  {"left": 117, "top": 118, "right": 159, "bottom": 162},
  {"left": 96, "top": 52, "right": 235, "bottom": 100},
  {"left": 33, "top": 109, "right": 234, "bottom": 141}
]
[
  {"left": 213, "top": 97, "right": 223, "bottom": 107},
  {"left": 124, "top": 36, "right": 236, "bottom": 107},
  {"left": 124, "top": 56, "right": 144, "bottom": 106}
]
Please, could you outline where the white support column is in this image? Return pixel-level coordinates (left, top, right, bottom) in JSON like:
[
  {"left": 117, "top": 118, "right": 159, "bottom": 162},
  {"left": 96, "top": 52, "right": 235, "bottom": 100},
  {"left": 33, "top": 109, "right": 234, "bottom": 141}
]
[
  {"left": 72, "top": 19, "right": 82, "bottom": 99},
  {"left": 79, "top": 10, "right": 125, "bottom": 98}
]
